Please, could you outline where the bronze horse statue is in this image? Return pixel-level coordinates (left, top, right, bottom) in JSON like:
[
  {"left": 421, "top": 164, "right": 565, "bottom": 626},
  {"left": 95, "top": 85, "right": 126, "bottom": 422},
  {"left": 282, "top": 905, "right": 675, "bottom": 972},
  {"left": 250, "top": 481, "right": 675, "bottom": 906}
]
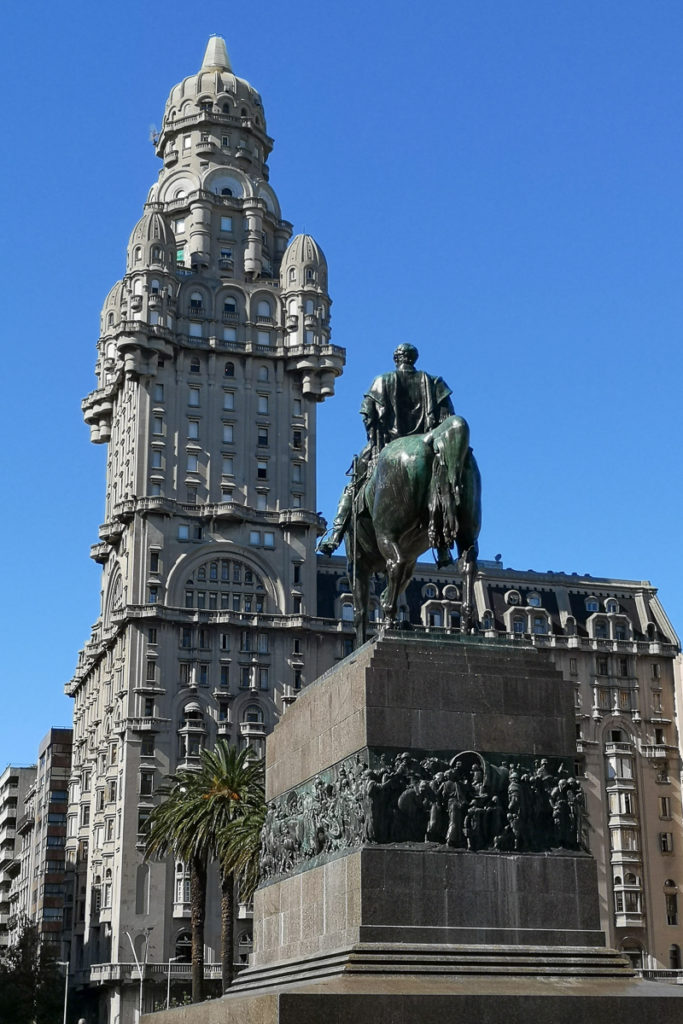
[{"left": 346, "top": 414, "right": 482, "bottom": 644}]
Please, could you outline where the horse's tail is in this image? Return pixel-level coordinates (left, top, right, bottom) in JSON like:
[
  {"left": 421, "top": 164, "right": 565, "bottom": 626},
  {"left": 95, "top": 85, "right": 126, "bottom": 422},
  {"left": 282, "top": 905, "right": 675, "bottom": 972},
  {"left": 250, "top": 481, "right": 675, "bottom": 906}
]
[{"left": 427, "top": 415, "right": 470, "bottom": 550}]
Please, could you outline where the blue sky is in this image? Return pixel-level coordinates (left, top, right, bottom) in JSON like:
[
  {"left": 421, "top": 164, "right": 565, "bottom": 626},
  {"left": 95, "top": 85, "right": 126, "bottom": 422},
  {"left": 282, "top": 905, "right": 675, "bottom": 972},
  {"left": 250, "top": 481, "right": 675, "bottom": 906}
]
[{"left": 1, "top": 1, "right": 682, "bottom": 765}]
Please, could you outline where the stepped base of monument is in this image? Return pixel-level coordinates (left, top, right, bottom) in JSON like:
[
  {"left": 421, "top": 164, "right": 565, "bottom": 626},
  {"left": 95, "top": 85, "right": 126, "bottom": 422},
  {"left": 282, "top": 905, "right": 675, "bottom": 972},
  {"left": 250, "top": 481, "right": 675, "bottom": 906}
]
[{"left": 143, "top": 970, "right": 683, "bottom": 1024}]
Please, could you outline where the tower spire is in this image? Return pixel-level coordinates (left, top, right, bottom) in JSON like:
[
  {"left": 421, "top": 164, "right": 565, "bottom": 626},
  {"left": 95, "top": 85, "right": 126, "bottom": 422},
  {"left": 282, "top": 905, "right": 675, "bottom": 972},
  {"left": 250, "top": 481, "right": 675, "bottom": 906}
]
[{"left": 201, "top": 35, "right": 231, "bottom": 71}]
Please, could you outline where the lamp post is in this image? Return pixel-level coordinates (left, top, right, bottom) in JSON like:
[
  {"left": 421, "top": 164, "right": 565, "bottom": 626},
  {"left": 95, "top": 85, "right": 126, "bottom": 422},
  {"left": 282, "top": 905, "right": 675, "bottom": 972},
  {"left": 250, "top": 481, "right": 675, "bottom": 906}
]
[
  {"left": 55, "top": 960, "right": 69, "bottom": 1024},
  {"left": 166, "top": 955, "right": 183, "bottom": 1010},
  {"left": 125, "top": 927, "right": 152, "bottom": 1021}
]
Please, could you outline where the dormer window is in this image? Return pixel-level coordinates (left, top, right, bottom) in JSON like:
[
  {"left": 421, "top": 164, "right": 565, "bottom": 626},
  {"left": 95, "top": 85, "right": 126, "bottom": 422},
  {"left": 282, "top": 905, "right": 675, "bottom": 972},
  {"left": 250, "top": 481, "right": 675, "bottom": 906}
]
[
  {"left": 527, "top": 593, "right": 541, "bottom": 607},
  {"left": 586, "top": 597, "right": 599, "bottom": 612},
  {"left": 606, "top": 599, "right": 619, "bottom": 614}
]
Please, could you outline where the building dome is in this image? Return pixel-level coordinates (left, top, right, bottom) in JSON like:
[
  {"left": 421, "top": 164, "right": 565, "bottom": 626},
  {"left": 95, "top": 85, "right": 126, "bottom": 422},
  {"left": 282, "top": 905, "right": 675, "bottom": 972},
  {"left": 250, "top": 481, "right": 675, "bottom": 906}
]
[
  {"left": 162, "top": 36, "right": 266, "bottom": 132},
  {"left": 280, "top": 234, "right": 328, "bottom": 291},
  {"left": 126, "top": 209, "right": 175, "bottom": 271},
  {"left": 281, "top": 234, "right": 327, "bottom": 272}
]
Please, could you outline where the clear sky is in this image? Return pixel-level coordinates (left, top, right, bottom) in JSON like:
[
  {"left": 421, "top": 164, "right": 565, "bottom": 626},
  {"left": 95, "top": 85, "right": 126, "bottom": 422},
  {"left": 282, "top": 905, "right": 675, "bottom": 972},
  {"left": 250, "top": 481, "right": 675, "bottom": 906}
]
[{"left": 1, "top": 1, "right": 682, "bottom": 765}]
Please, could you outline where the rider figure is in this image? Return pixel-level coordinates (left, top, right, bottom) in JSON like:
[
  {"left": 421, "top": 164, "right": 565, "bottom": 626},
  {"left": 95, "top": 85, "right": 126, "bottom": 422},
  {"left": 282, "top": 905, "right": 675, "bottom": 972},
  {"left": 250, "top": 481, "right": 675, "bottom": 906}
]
[{"left": 318, "top": 343, "right": 454, "bottom": 561}]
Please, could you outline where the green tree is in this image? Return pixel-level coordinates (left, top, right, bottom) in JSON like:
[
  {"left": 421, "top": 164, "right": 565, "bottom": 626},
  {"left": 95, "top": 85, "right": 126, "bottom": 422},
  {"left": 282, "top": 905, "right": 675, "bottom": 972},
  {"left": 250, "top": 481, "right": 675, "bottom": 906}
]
[
  {"left": 145, "top": 741, "right": 264, "bottom": 998},
  {"left": 0, "top": 920, "right": 64, "bottom": 1024}
]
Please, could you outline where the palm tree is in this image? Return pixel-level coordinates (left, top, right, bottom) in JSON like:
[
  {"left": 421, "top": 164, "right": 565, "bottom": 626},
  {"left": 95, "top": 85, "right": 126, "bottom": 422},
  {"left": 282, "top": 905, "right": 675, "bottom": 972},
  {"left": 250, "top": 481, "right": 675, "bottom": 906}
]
[
  {"left": 144, "top": 741, "right": 265, "bottom": 997},
  {"left": 143, "top": 774, "right": 209, "bottom": 1003}
]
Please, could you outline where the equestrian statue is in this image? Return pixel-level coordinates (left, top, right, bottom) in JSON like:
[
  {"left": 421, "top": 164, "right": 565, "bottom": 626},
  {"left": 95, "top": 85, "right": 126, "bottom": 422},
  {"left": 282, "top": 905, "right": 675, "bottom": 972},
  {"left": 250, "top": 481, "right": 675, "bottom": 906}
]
[{"left": 318, "top": 343, "right": 482, "bottom": 644}]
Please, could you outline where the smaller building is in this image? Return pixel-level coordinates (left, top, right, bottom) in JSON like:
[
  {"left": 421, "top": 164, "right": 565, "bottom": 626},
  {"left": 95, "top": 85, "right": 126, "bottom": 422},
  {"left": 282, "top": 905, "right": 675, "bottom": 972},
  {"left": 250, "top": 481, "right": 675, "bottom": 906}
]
[
  {"left": 0, "top": 764, "right": 36, "bottom": 947},
  {"left": 6, "top": 728, "right": 72, "bottom": 958}
]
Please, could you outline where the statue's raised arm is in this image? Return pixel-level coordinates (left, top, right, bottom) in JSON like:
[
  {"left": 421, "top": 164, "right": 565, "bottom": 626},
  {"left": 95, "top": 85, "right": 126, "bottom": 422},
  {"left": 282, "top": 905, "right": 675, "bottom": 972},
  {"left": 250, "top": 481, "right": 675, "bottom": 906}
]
[{"left": 318, "top": 344, "right": 482, "bottom": 645}]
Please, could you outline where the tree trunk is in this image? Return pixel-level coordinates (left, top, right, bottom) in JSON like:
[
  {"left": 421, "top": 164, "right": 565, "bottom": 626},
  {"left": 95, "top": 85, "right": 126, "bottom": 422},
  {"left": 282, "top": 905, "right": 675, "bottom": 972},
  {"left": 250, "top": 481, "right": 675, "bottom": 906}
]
[
  {"left": 220, "top": 868, "right": 235, "bottom": 992},
  {"left": 190, "top": 854, "right": 207, "bottom": 1003}
]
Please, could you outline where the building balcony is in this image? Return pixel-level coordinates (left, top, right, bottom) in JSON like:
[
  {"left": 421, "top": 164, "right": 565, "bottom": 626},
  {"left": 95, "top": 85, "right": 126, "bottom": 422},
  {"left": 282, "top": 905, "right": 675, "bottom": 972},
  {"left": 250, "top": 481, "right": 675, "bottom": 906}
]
[
  {"left": 15, "top": 812, "right": 34, "bottom": 836},
  {"left": 164, "top": 149, "right": 179, "bottom": 167},
  {"left": 256, "top": 315, "right": 275, "bottom": 325},
  {"left": 640, "top": 743, "right": 676, "bottom": 759},
  {"left": 196, "top": 140, "right": 216, "bottom": 155},
  {"left": 218, "top": 258, "right": 234, "bottom": 274},
  {"left": 222, "top": 311, "right": 239, "bottom": 323},
  {"left": 216, "top": 722, "right": 232, "bottom": 737},
  {"left": 604, "top": 742, "right": 633, "bottom": 756},
  {"left": 89, "top": 542, "right": 110, "bottom": 564}
]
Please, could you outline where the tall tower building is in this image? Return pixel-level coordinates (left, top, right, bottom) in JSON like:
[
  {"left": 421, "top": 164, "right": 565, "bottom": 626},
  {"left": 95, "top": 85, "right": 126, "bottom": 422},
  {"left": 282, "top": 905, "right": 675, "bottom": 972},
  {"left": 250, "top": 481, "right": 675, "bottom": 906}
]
[{"left": 66, "top": 37, "right": 345, "bottom": 1021}]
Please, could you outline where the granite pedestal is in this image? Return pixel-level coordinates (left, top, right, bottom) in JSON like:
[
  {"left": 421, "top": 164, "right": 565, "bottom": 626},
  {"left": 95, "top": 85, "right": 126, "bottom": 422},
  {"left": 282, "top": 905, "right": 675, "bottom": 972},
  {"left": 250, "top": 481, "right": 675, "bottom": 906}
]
[{"left": 144, "top": 634, "right": 683, "bottom": 1023}]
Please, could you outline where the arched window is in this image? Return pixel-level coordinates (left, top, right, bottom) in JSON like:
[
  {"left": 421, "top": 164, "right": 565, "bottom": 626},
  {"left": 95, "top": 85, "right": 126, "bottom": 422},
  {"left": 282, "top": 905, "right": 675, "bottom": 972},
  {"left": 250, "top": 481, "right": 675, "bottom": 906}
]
[
  {"left": 134, "top": 246, "right": 142, "bottom": 263},
  {"left": 190, "top": 292, "right": 203, "bottom": 312},
  {"left": 527, "top": 593, "right": 541, "bottom": 607},
  {"left": 422, "top": 584, "right": 437, "bottom": 600},
  {"left": 175, "top": 930, "right": 192, "bottom": 962},
  {"left": 152, "top": 246, "right": 161, "bottom": 262},
  {"left": 341, "top": 601, "right": 354, "bottom": 622},
  {"left": 223, "top": 103, "right": 231, "bottom": 114},
  {"left": 150, "top": 279, "right": 160, "bottom": 295},
  {"left": 225, "top": 361, "right": 234, "bottom": 377},
  {"left": 586, "top": 597, "right": 599, "bottom": 612},
  {"left": 304, "top": 299, "right": 315, "bottom": 314},
  {"left": 606, "top": 599, "right": 619, "bottom": 614},
  {"left": 224, "top": 298, "right": 237, "bottom": 313},
  {"left": 257, "top": 299, "right": 271, "bottom": 317},
  {"left": 288, "top": 267, "right": 296, "bottom": 282},
  {"left": 175, "top": 188, "right": 186, "bottom": 199},
  {"left": 133, "top": 279, "right": 143, "bottom": 296},
  {"left": 257, "top": 365, "right": 268, "bottom": 382},
  {"left": 107, "top": 312, "right": 114, "bottom": 326},
  {"left": 305, "top": 267, "right": 314, "bottom": 281},
  {"left": 221, "top": 187, "right": 233, "bottom": 196}
]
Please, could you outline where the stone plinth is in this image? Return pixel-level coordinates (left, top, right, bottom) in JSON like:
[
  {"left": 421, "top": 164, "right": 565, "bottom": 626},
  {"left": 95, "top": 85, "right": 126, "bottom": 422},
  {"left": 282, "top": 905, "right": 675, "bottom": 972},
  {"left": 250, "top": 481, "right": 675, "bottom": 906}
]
[{"left": 143, "top": 635, "right": 683, "bottom": 1023}]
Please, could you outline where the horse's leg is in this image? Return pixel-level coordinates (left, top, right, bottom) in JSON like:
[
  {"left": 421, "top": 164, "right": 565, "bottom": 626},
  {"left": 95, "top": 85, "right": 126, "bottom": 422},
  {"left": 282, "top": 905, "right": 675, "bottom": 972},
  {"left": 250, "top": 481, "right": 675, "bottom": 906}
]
[{"left": 352, "top": 559, "right": 370, "bottom": 648}]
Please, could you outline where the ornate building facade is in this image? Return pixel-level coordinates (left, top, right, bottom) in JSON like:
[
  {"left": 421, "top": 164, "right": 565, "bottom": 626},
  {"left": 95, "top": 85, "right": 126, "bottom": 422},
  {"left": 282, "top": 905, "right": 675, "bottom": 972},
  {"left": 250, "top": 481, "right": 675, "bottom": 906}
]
[
  {"left": 317, "top": 557, "right": 683, "bottom": 972},
  {"left": 65, "top": 37, "right": 345, "bottom": 1022}
]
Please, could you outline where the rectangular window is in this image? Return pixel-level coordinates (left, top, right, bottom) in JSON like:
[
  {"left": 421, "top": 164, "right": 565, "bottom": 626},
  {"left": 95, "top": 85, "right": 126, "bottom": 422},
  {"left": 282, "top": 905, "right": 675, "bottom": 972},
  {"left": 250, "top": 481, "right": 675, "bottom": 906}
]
[
  {"left": 181, "top": 627, "right": 192, "bottom": 649},
  {"left": 187, "top": 454, "right": 199, "bottom": 473},
  {"left": 240, "top": 667, "right": 250, "bottom": 688},
  {"left": 223, "top": 423, "right": 234, "bottom": 443},
  {"left": 293, "top": 399, "right": 302, "bottom": 416},
  {"left": 659, "top": 796, "right": 672, "bottom": 819},
  {"left": 292, "top": 462, "right": 303, "bottom": 483},
  {"left": 257, "top": 427, "right": 269, "bottom": 447},
  {"left": 175, "top": 215, "right": 187, "bottom": 232},
  {"left": 220, "top": 666, "right": 229, "bottom": 687},
  {"left": 569, "top": 657, "right": 577, "bottom": 675},
  {"left": 223, "top": 326, "right": 237, "bottom": 342},
  {"left": 220, "top": 632, "right": 230, "bottom": 651},
  {"left": 150, "top": 450, "right": 163, "bottom": 470},
  {"left": 221, "top": 488, "right": 233, "bottom": 503},
  {"left": 187, "top": 419, "right": 199, "bottom": 439},
  {"left": 107, "top": 780, "right": 117, "bottom": 803},
  {"left": 138, "top": 809, "right": 151, "bottom": 834},
  {"left": 292, "top": 429, "right": 303, "bottom": 449},
  {"left": 80, "top": 805, "right": 90, "bottom": 827},
  {"left": 150, "top": 551, "right": 160, "bottom": 573},
  {"left": 179, "top": 662, "right": 191, "bottom": 686},
  {"left": 222, "top": 456, "right": 234, "bottom": 476},
  {"left": 257, "top": 395, "right": 269, "bottom": 414},
  {"left": 144, "top": 696, "right": 155, "bottom": 716},
  {"left": 249, "top": 531, "right": 260, "bottom": 546},
  {"left": 152, "top": 416, "right": 164, "bottom": 435},
  {"left": 259, "top": 668, "right": 269, "bottom": 690},
  {"left": 660, "top": 832, "right": 674, "bottom": 853},
  {"left": 189, "top": 322, "right": 202, "bottom": 338},
  {"left": 178, "top": 524, "right": 190, "bottom": 540},
  {"left": 153, "top": 383, "right": 164, "bottom": 402},
  {"left": 264, "top": 531, "right": 275, "bottom": 548},
  {"left": 197, "top": 591, "right": 206, "bottom": 609},
  {"left": 198, "top": 664, "right": 209, "bottom": 686},
  {"left": 220, "top": 216, "right": 233, "bottom": 232},
  {"left": 148, "top": 586, "right": 158, "bottom": 604},
  {"left": 256, "top": 330, "right": 271, "bottom": 346},
  {"left": 619, "top": 657, "right": 629, "bottom": 677},
  {"left": 198, "top": 629, "right": 209, "bottom": 649},
  {"left": 652, "top": 663, "right": 661, "bottom": 679},
  {"left": 188, "top": 387, "right": 200, "bottom": 407},
  {"left": 256, "top": 492, "right": 267, "bottom": 511},
  {"left": 597, "top": 657, "right": 609, "bottom": 676},
  {"left": 182, "top": 137, "right": 191, "bottom": 151},
  {"left": 223, "top": 391, "right": 235, "bottom": 410},
  {"left": 257, "top": 461, "right": 268, "bottom": 479},
  {"left": 666, "top": 892, "right": 678, "bottom": 925},
  {"left": 145, "top": 660, "right": 156, "bottom": 682}
]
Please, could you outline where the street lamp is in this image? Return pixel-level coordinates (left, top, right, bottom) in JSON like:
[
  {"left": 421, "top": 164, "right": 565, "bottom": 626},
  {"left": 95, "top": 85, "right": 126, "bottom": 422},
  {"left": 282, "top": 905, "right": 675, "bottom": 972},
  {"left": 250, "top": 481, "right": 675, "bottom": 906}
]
[
  {"left": 55, "top": 960, "right": 69, "bottom": 1024},
  {"left": 166, "top": 955, "right": 183, "bottom": 1010},
  {"left": 126, "top": 927, "right": 153, "bottom": 1021}
]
